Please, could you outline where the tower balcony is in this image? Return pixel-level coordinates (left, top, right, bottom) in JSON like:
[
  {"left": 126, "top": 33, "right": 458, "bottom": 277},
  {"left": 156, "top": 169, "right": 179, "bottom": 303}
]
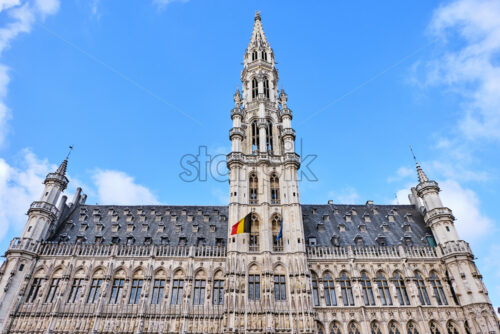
[
  {"left": 284, "top": 153, "right": 301, "bottom": 168},
  {"left": 28, "top": 201, "right": 59, "bottom": 220},
  {"left": 226, "top": 152, "right": 244, "bottom": 167},
  {"left": 229, "top": 127, "right": 245, "bottom": 140},
  {"left": 440, "top": 240, "right": 473, "bottom": 258},
  {"left": 281, "top": 128, "right": 296, "bottom": 139},
  {"left": 280, "top": 108, "right": 293, "bottom": 119},
  {"left": 231, "top": 108, "right": 244, "bottom": 119},
  {"left": 416, "top": 180, "right": 440, "bottom": 196},
  {"left": 424, "top": 207, "right": 455, "bottom": 225}
]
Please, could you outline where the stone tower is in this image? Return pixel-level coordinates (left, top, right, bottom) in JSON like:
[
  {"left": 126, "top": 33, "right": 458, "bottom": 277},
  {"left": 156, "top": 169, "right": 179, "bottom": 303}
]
[{"left": 224, "top": 12, "right": 314, "bottom": 332}]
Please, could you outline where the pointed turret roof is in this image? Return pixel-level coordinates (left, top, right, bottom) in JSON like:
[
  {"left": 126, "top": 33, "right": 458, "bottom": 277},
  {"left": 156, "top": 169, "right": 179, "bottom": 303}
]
[
  {"left": 248, "top": 11, "right": 269, "bottom": 48},
  {"left": 56, "top": 159, "right": 68, "bottom": 176},
  {"left": 415, "top": 161, "right": 429, "bottom": 183}
]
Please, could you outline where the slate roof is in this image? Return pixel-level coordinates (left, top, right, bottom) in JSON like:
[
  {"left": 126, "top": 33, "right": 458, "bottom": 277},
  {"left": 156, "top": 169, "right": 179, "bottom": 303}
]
[{"left": 49, "top": 203, "right": 433, "bottom": 247}]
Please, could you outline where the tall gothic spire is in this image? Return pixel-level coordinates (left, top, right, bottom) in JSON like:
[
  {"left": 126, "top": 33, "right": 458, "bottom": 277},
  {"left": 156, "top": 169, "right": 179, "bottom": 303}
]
[
  {"left": 56, "top": 158, "right": 68, "bottom": 176},
  {"left": 249, "top": 11, "right": 268, "bottom": 48},
  {"left": 415, "top": 161, "right": 429, "bottom": 183}
]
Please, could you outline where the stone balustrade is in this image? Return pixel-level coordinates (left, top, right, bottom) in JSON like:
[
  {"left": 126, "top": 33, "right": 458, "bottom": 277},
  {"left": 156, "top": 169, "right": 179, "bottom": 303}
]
[
  {"left": 28, "top": 201, "right": 58, "bottom": 217},
  {"left": 306, "top": 245, "right": 438, "bottom": 260}
]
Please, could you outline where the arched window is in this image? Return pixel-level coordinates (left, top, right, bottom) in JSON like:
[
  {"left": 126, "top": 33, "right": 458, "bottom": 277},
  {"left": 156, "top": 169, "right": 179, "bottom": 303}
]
[
  {"left": 251, "top": 121, "right": 259, "bottom": 153},
  {"left": 249, "top": 213, "right": 260, "bottom": 251},
  {"left": 360, "top": 272, "right": 375, "bottom": 306},
  {"left": 339, "top": 272, "right": 355, "bottom": 306},
  {"left": 323, "top": 273, "right": 337, "bottom": 306},
  {"left": 370, "top": 321, "right": 382, "bottom": 334},
  {"left": 393, "top": 272, "right": 410, "bottom": 305},
  {"left": 248, "top": 265, "right": 260, "bottom": 300},
  {"left": 110, "top": 269, "right": 126, "bottom": 304},
  {"left": 152, "top": 269, "right": 166, "bottom": 305},
  {"left": 249, "top": 173, "right": 258, "bottom": 204},
  {"left": 252, "top": 51, "right": 257, "bottom": 61},
  {"left": 27, "top": 268, "right": 45, "bottom": 303},
  {"left": 270, "top": 173, "right": 280, "bottom": 204},
  {"left": 348, "top": 321, "right": 361, "bottom": 334},
  {"left": 311, "top": 272, "right": 320, "bottom": 306},
  {"left": 316, "top": 321, "right": 325, "bottom": 334},
  {"left": 266, "top": 121, "right": 273, "bottom": 152},
  {"left": 68, "top": 268, "right": 85, "bottom": 303},
  {"left": 330, "top": 321, "right": 342, "bottom": 334},
  {"left": 45, "top": 268, "right": 63, "bottom": 303},
  {"left": 193, "top": 270, "right": 206, "bottom": 305},
  {"left": 375, "top": 272, "right": 393, "bottom": 306},
  {"left": 129, "top": 269, "right": 144, "bottom": 304},
  {"left": 415, "top": 271, "right": 431, "bottom": 305},
  {"left": 429, "top": 321, "right": 442, "bottom": 334},
  {"left": 446, "top": 321, "right": 460, "bottom": 334},
  {"left": 263, "top": 78, "right": 270, "bottom": 98},
  {"left": 170, "top": 269, "right": 184, "bottom": 305},
  {"left": 406, "top": 321, "right": 420, "bottom": 334},
  {"left": 252, "top": 78, "right": 258, "bottom": 98},
  {"left": 388, "top": 321, "right": 402, "bottom": 334},
  {"left": 464, "top": 320, "right": 471, "bottom": 334},
  {"left": 273, "top": 265, "right": 286, "bottom": 301},
  {"left": 271, "top": 214, "right": 282, "bottom": 251},
  {"left": 212, "top": 270, "right": 224, "bottom": 305},
  {"left": 87, "top": 268, "right": 104, "bottom": 303},
  {"left": 261, "top": 51, "right": 267, "bottom": 61},
  {"left": 429, "top": 271, "right": 448, "bottom": 305}
]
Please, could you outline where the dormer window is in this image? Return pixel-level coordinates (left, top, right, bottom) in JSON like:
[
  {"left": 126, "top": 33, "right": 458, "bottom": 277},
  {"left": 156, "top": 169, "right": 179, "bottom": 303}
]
[
  {"left": 331, "top": 235, "right": 340, "bottom": 247},
  {"left": 192, "top": 225, "right": 199, "bottom": 233},
  {"left": 111, "top": 214, "right": 119, "bottom": 223},
  {"left": 127, "top": 237, "right": 135, "bottom": 245},
  {"left": 187, "top": 215, "right": 193, "bottom": 222},
  {"left": 79, "top": 214, "right": 87, "bottom": 222},
  {"left": 181, "top": 209, "right": 187, "bottom": 216},
  {"left": 387, "top": 215, "right": 395, "bottom": 223},
  {"left": 308, "top": 238, "right": 317, "bottom": 246},
  {"left": 137, "top": 209, "right": 143, "bottom": 215},
  {"left": 344, "top": 214, "right": 352, "bottom": 223},
  {"left": 157, "top": 224, "right": 164, "bottom": 233},
  {"left": 155, "top": 215, "right": 162, "bottom": 222},
  {"left": 144, "top": 237, "right": 152, "bottom": 245},
  {"left": 210, "top": 225, "right": 216, "bottom": 233},
  {"left": 354, "top": 236, "right": 364, "bottom": 246},
  {"left": 171, "top": 215, "right": 177, "bottom": 222},
  {"left": 76, "top": 236, "right": 85, "bottom": 244},
  {"left": 112, "top": 237, "right": 120, "bottom": 244},
  {"left": 203, "top": 215, "right": 210, "bottom": 223},
  {"left": 79, "top": 224, "right": 88, "bottom": 232},
  {"left": 108, "top": 209, "right": 114, "bottom": 216},
  {"left": 127, "top": 224, "right": 134, "bottom": 232},
  {"left": 93, "top": 215, "right": 101, "bottom": 223},
  {"left": 112, "top": 224, "right": 120, "bottom": 233},
  {"left": 150, "top": 209, "right": 156, "bottom": 216},
  {"left": 95, "top": 236, "right": 103, "bottom": 244},
  {"left": 363, "top": 214, "right": 371, "bottom": 223},
  {"left": 358, "top": 224, "right": 366, "bottom": 233},
  {"left": 142, "top": 224, "right": 148, "bottom": 232},
  {"left": 95, "top": 224, "right": 103, "bottom": 232},
  {"left": 176, "top": 225, "right": 182, "bottom": 233},
  {"left": 339, "top": 223, "right": 346, "bottom": 232},
  {"left": 322, "top": 215, "right": 330, "bottom": 222},
  {"left": 161, "top": 237, "right": 169, "bottom": 245},
  {"left": 93, "top": 209, "right": 100, "bottom": 215},
  {"left": 376, "top": 235, "right": 387, "bottom": 246},
  {"left": 381, "top": 223, "right": 389, "bottom": 232},
  {"left": 179, "top": 237, "right": 186, "bottom": 246},
  {"left": 405, "top": 213, "right": 413, "bottom": 223},
  {"left": 351, "top": 209, "right": 357, "bottom": 216}
]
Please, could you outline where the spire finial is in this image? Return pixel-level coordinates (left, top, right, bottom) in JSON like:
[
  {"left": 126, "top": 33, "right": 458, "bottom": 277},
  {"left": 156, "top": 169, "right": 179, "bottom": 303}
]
[
  {"left": 255, "top": 11, "right": 261, "bottom": 21},
  {"left": 410, "top": 145, "right": 428, "bottom": 183},
  {"left": 66, "top": 145, "right": 73, "bottom": 160}
]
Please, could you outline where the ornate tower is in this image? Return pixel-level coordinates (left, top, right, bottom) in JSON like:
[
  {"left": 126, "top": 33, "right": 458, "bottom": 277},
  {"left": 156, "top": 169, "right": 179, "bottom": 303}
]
[
  {"left": 224, "top": 12, "right": 314, "bottom": 333},
  {"left": 411, "top": 160, "right": 496, "bottom": 332}
]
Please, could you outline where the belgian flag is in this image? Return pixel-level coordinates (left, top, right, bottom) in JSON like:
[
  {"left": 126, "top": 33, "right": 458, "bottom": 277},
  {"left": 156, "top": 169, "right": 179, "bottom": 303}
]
[{"left": 231, "top": 213, "right": 252, "bottom": 235}]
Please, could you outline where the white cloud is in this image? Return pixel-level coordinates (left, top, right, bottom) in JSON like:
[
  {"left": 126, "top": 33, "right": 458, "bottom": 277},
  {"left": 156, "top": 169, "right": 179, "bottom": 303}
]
[
  {"left": 387, "top": 166, "right": 413, "bottom": 183},
  {"left": 421, "top": 0, "right": 500, "bottom": 141},
  {"left": 92, "top": 170, "right": 159, "bottom": 205},
  {"left": 0, "top": 0, "right": 60, "bottom": 147},
  {"left": 152, "top": 0, "right": 188, "bottom": 10},
  {"left": 328, "top": 187, "right": 360, "bottom": 204},
  {"left": 0, "top": 149, "right": 55, "bottom": 241}
]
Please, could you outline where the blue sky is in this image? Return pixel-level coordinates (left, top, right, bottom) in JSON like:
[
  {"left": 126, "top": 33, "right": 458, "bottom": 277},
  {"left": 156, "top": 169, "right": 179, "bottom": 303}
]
[{"left": 0, "top": 0, "right": 499, "bottom": 310}]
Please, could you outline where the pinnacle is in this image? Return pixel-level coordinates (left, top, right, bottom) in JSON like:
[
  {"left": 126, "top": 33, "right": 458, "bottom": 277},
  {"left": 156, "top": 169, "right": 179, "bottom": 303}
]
[
  {"left": 56, "top": 159, "right": 68, "bottom": 176},
  {"left": 416, "top": 162, "right": 429, "bottom": 183}
]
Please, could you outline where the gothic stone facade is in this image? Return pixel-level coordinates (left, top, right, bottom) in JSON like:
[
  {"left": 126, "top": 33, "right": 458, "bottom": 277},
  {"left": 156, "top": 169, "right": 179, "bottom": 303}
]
[{"left": 0, "top": 13, "right": 498, "bottom": 334}]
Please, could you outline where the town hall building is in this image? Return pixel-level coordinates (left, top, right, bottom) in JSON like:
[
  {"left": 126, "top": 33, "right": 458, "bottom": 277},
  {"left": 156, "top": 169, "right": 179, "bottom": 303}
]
[{"left": 0, "top": 12, "right": 498, "bottom": 334}]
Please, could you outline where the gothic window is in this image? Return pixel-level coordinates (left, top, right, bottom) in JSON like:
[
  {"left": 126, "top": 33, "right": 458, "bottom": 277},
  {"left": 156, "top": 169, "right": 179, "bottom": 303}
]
[
  {"left": 266, "top": 121, "right": 274, "bottom": 152},
  {"left": 415, "top": 271, "right": 431, "bottom": 305},
  {"left": 360, "top": 272, "right": 375, "bottom": 306},
  {"left": 271, "top": 173, "right": 280, "bottom": 204},
  {"left": 393, "top": 272, "right": 410, "bottom": 305},
  {"left": 339, "top": 272, "right": 355, "bottom": 306},
  {"left": 252, "top": 78, "right": 258, "bottom": 98},
  {"left": 26, "top": 277, "right": 43, "bottom": 303},
  {"left": 213, "top": 271, "right": 224, "bottom": 305},
  {"left": 429, "top": 271, "right": 448, "bottom": 305},
  {"left": 262, "top": 51, "right": 267, "bottom": 61},
  {"left": 330, "top": 321, "right": 342, "bottom": 334},
  {"left": 311, "top": 273, "right": 320, "bottom": 306},
  {"left": 263, "top": 77, "right": 270, "bottom": 98},
  {"left": 87, "top": 269, "right": 104, "bottom": 303},
  {"left": 323, "top": 273, "right": 337, "bottom": 306},
  {"left": 370, "top": 321, "right": 382, "bottom": 334},
  {"left": 316, "top": 321, "right": 325, "bottom": 334},
  {"left": 45, "top": 277, "right": 61, "bottom": 303},
  {"left": 446, "top": 321, "right": 460, "bottom": 334},
  {"left": 109, "top": 278, "right": 125, "bottom": 304},
  {"left": 151, "top": 279, "right": 165, "bottom": 304},
  {"left": 348, "top": 321, "right": 361, "bottom": 334},
  {"left": 274, "top": 275, "right": 286, "bottom": 301},
  {"left": 388, "top": 321, "right": 402, "bottom": 334},
  {"left": 171, "top": 280, "right": 184, "bottom": 305},
  {"left": 406, "top": 321, "right": 420, "bottom": 334},
  {"left": 249, "top": 213, "right": 260, "bottom": 251},
  {"left": 375, "top": 272, "right": 393, "bottom": 306},
  {"left": 67, "top": 278, "right": 84, "bottom": 303},
  {"left": 249, "top": 173, "right": 258, "bottom": 204},
  {"left": 193, "top": 271, "right": 206, "bottom": 305},
  {"left": 271, "top": 214, "right": 282, "bottom": 251},
  {"left": 248, "top": 274, "right": 261, "bottom": 300},
  {"left": 128, "top": 279, "right": 143, "bottom": 304},
  {"left": 429, "top": 321, "right": 442, "bottom": 334},
  {"left": 252, "top": 51, "right": 257, "bottom": 61}
]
